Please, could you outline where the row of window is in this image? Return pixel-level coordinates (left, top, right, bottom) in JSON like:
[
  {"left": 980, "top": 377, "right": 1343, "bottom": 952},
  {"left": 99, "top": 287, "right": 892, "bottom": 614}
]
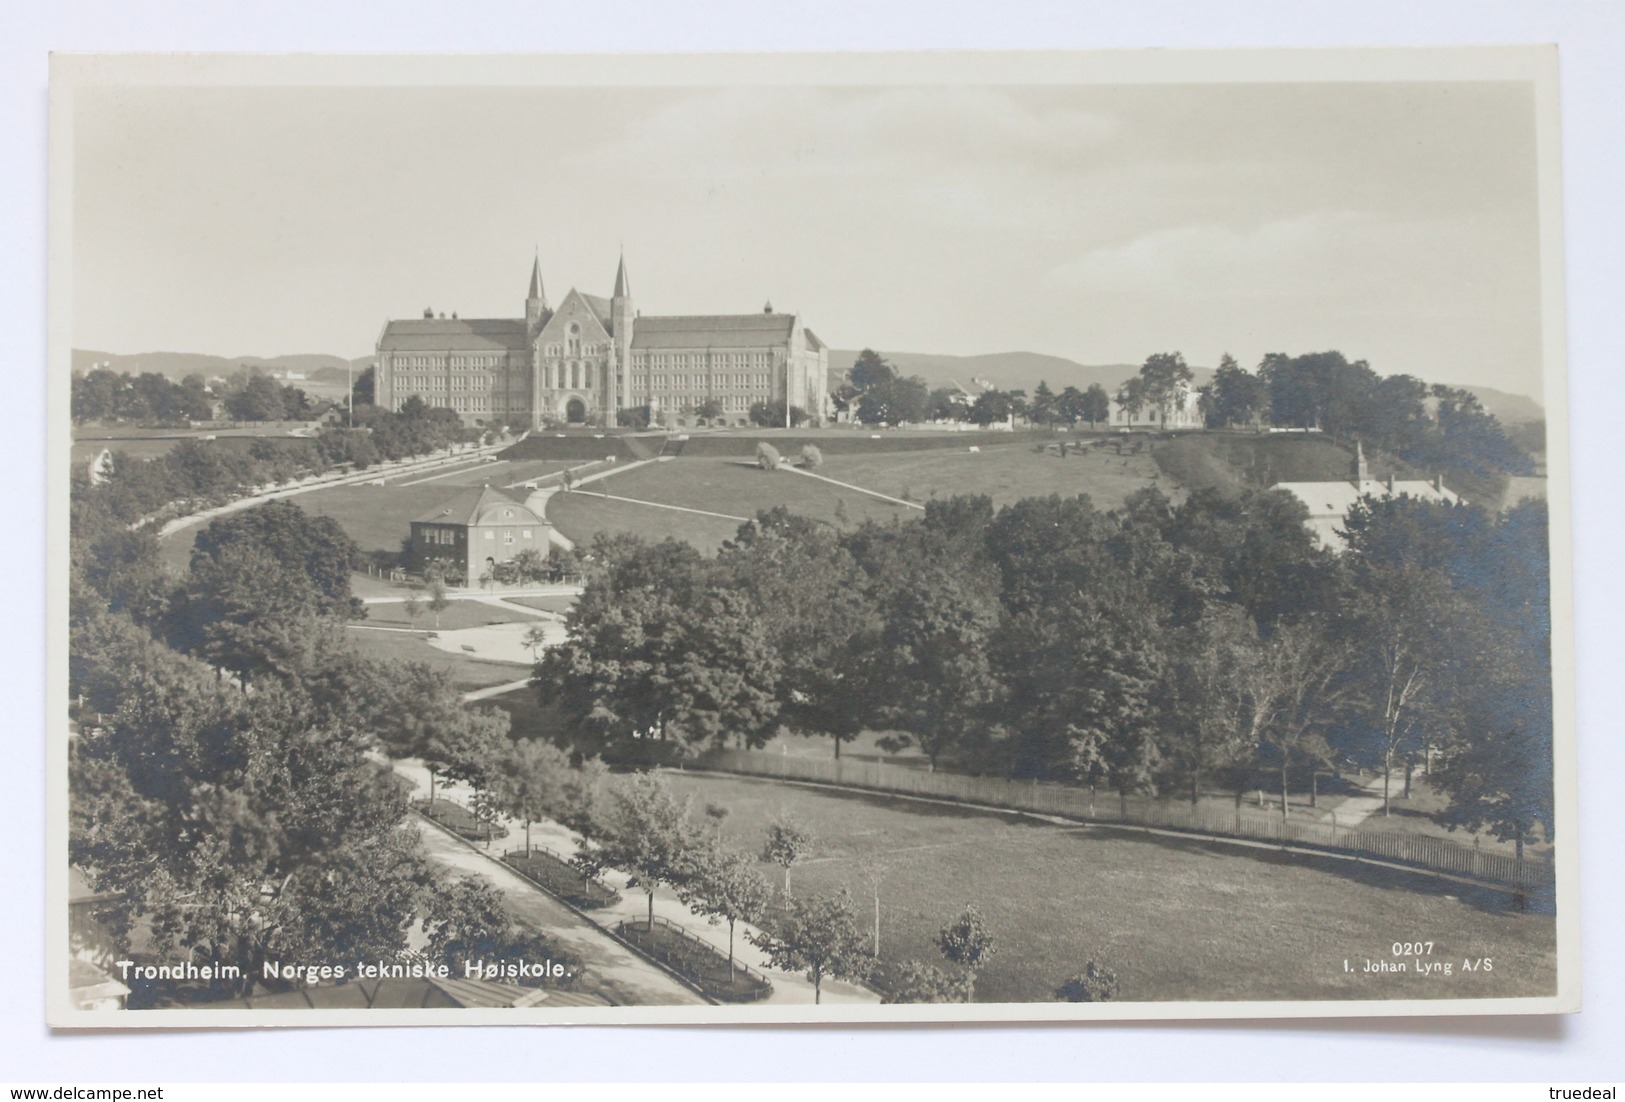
[
  {"left": 634, "top": 372, "right": 773, "bottom": 390},
  {"left": 398, "top": 396, "right": 527, "bottom": 414},
  {"left": 423, "top": 527, "right": 536, "bottom": 544},
  {"left": 633, "top": 351, "right": 776, "bottom": 370},
  {"left": 638, "top": 393, "right": 758, "bottom": 412}
]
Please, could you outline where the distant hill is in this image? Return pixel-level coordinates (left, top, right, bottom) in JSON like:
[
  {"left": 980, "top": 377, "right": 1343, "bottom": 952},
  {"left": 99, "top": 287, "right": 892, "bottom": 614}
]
[
  {"left": 1431, "top": 382, "right": 1545, "bottom": 425},
  {"left": 827, "top": 348, "right": 1172, "bottom": 398},
  {"left": 826, "top": 348, "right": 1543, "bottom": 424},
  {"left": 72, "top": 349, "right": 372, "bottom": 383}
]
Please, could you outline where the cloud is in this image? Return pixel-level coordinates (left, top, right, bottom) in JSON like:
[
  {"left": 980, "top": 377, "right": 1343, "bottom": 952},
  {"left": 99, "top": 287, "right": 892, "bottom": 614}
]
[
  {"left": 1048, "top": 209, "right": 1530, "bottom": 310},
  {"left": 573, "top": 86, "right": 1121, "bottom": 185}
]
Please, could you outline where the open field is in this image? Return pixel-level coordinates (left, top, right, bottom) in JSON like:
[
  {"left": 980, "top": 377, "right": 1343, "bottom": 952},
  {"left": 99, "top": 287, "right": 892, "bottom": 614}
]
[
  {"left": 547, "top": 493, "right": 746, "bottom": 553},
  {"left": 342, "top": 625, "right": 528, "bottom": 690},
  {"left": 546, "top": 458, "right": 916, "bottom": 552},
  {"left": 661, "top": 772, "right": 1556, "bottom": 1004},
  {"left": 816, "top": 440, "right": 1172, "bottom": 512},
  {"left": 502, "top": 594, "right": 579, "bottom": 616},
  {"left": 362, "top": 599, "right": 543, "bottom": 631}
]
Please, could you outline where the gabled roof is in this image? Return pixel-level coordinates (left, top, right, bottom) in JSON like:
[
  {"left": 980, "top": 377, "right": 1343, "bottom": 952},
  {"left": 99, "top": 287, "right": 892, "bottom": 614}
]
[
  {"left": 804, "top": 327, "right": 826, "bottom": 353},
  {"left": 579, "top": 293, "right": 613, "bottom": 326},
  {"left": 632, "top": 313, "right": 797, "bottom": 350},
  {"left": 412, "top": 485, "right": 544, "bottom": 528},
  {"left": 380, "top": 318, "right": 529, "bottom": 353}
]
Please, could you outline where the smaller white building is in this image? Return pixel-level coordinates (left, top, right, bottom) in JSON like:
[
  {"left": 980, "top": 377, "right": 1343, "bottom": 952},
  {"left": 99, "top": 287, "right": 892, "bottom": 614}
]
[{"left": 1270, "top": 442, "right": 1462, "bottom": 552}]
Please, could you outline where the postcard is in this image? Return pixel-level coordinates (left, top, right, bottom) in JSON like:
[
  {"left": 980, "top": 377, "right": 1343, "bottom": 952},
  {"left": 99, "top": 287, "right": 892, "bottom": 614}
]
[{"left": 47, "top": 47, "right": 1577, "bottom": 1026}]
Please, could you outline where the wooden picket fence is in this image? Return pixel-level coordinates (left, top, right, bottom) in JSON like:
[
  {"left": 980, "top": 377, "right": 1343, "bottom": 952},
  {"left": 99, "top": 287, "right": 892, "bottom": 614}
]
[{"left": 696, "top": 749, "right": 1553, "bottom": 894}]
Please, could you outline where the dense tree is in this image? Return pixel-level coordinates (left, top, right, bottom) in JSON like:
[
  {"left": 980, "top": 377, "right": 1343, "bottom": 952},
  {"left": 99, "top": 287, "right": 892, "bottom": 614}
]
[
  {"left": 491, "top": 737, "right": 571, "bottom": 856},
  {"left": 1055, "top": 962, "right": 1120, "bottom": 1002},
  {"left": 1155, "top": 605, "right": 1258, "bottom": 803},
  {"left": 535, "top": 538, "right": 782, "bottom": 757},
  {"left": 1206, "top": 354, "right": 1267, "bottom": 428},
  {"left": 968, "top": 389, "right": 1013, "bottom": 426},
  {"left": 750, "top": 888, "right": 872, "bottom": 1004},
  {"left": 1029, "top": 380, "right": 1058, "bottom": 428},
  {"left": 748, "top": 400, "right": 810, "bottom": 428},
  {"left": 856, "top": 373, "right": 931, "bottom": 426},
  {"left": 722, "top": 509, "right": 876, "bottom": 758},
  {"left": 680, "top": 845, "right": 773, "bottom": 981},
  {"left": 928, "top": 387, "right": 968, "bottom": 422},
  {"left": 848, "top": 349, "right": 896, "bottom": 393},
  {"left": 881, "top": 959, "right": 973, "bottom": 1003},
  {"left": 867, "top": 555, "right": 1003, "bottom": 772},
  {"left": 936, "top": 904, "right": 997, "bottom": 999},
  {"left": 581, "top": 771, "right": 702, "bottom": 928},
  {"left": 1136, "top": 352, "right": 1195, "bottom": 425},
  {"left": 1080, "top": 383, "right": 1112, "bottom": 428},
  {"left": 68, "top": 622, "right": 439, "bottom": 1001},
  {"left": 760, "top": 814, "right": 816, "bottom": 898}
]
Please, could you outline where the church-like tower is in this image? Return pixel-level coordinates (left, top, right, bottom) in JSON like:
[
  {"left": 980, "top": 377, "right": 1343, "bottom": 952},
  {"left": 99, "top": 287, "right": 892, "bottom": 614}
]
[
  {"left": 609, "top": 252, "right": 634, "bottom": 415},
  {"left": 525, "top": 253, "right": 548, "bottom": 334}
]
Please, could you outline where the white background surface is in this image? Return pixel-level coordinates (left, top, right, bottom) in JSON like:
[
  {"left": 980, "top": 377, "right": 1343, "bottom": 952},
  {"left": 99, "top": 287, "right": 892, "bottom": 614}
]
[{"left": 4, "top": 0, "right": 1621, "bottom": 1082}]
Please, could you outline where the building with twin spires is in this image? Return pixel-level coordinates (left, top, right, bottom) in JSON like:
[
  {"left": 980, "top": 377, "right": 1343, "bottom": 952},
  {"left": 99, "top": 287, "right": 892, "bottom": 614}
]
[{"left": 374, "top": 254, "right": 830, "bottom": 429}]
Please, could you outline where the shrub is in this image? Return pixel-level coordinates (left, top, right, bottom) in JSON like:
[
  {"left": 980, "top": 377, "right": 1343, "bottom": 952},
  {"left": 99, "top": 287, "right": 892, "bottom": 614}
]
[
  {"left": 800, "top": 444, "right": 823, "bottom": 469},
  {"left": 1055, "top": 961, "right": 1120, "bottom": 1002},
  {"left": 875, "top": 959, "right": 973, "bottom": 1004},
  {"left": 756, "top": 442, "right": 781, "bottom": 471}
]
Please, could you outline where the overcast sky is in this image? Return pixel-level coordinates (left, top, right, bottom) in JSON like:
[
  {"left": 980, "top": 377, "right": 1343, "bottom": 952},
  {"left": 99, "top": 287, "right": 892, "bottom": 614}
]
[{"left": 71, "top": 79, "right": 1544, "bottom": 397}]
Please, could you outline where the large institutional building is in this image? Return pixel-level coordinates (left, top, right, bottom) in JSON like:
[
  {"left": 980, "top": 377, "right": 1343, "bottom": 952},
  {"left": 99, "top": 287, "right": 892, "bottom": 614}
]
[{"left": 375, "top": 256, "right": 830, "bottom": 429}]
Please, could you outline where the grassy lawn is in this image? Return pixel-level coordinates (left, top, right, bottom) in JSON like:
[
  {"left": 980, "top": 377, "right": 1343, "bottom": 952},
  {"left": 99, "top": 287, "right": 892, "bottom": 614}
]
[
  {"left": 389, "top": 458, "right": 574, "bottom": 489},
  {"left": 502, "top": 594, "right": 578, "bottom": 615},
  {"left": 294, "top": 482, "right": 494, "bottom": 556},
  {"left": 660, "top": 772, "right": 1557, "bottom": 1004},
  {"left": 816, "top": 440, "right": 1175, "bottom": 512},
  {"left": 547, "top": 493, "right": 746, "bottom": 554},
  {"left": 547, "top": 458, "right": 917, "bottom": 552},
  {"left": 342, "top": 626, "right": 529, "bottom": 690},
  {"left": 362, "top": 599, "right": 542, "bottom": 630}
]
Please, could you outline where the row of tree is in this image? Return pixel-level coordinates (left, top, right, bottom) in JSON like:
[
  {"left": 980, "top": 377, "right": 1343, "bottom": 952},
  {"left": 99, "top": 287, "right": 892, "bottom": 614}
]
[
  {"left": 76, "top": 397, "right": 481, "bottom": 531},
  {"left": 536, "top": 487, "right": 1553, "bottom": 855},
  {"left": 1206, "top": 350, "right": 1535, "bottom": 482},
  {"left": 72, "top": 366, "right": 325, "bottom": 425}
]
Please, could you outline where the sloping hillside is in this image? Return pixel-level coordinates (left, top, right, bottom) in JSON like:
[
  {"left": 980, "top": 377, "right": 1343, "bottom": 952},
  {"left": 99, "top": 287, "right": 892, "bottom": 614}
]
[{"left": 1152, "top": 433, "right": 1423, "bottom": 499}]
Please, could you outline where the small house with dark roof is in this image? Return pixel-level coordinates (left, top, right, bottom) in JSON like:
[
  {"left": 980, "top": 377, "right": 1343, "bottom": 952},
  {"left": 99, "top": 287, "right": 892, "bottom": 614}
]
[
  {"left": 409, "top": 484, "right": 550, "bottom": 585},
  {"left": 375, "top": 251, "right": 830, "bottom": 429}
]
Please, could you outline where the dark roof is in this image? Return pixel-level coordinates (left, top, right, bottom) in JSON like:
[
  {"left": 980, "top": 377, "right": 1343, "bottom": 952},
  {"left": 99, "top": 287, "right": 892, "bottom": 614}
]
[
  {"left": 380, "top": 318, "right": 529, "bottom": 353},
  {"left": 411, "top": 485, "right": 543, "bottom": 528},
  {"left": 632, "top": 313, "right": 797, "bottom": 351},
  {"left": 804, "top": 327, "right": 826, "bottom": 353},
  {"left": 578, "top": 294, "right": 613, "bottom": 326}
]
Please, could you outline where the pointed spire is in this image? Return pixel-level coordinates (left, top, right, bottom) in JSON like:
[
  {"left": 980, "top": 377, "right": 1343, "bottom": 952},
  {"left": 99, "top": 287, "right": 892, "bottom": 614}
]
[
  {"left": 528, "top": 250, "right": 543, "bottom": 300},
  {"left": 613, "top": 250, "right": 630, "bottom": 299}
]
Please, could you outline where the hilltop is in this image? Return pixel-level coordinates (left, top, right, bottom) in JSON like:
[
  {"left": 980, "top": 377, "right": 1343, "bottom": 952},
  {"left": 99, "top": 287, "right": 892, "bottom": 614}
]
[{"left": 825, "top": 348, "right": 1544, "bottom": 425}]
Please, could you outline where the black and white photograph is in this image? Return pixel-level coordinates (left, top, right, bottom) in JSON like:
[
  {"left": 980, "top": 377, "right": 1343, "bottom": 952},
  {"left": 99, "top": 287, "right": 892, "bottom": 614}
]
[{"left": 46, "top": 48, "right": 1577, "bottom": 1027}]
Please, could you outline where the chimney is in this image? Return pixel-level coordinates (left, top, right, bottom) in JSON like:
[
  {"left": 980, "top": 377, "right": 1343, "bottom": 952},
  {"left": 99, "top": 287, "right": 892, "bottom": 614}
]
[
  {"left": 1386, "top": 474, "right": 1395, "bottom": 494},
  {"left": 1433, "top": 473, "right": 1443, "bottom": 492}
]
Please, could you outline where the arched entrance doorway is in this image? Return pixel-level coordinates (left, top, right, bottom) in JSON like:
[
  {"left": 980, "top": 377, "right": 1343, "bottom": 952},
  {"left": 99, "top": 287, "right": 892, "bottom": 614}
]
[{"left": 565, "top": 398, "right": 587, "bottom": 424}]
